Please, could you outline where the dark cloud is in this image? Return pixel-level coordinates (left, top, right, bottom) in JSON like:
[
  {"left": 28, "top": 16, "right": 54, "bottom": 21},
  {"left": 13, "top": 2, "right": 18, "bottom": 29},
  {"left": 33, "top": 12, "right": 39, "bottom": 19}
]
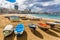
[
  {"left": 35, "top": 0, "right": 54, "bottom": 2},
  {"left": 41, "top": 4, "right": 60, "bottom": 12},
  {"left": 44, "top": 4, "right": 60, "bottom": 9},
  {"left": 24, "top": 0, "right": 60, "bottom": 12},
  {"left": 31, "top": 4, "right": 60, "bottom": 12},
  {"left": 24, "top": 0, "right": 54, "bottom": 5}
]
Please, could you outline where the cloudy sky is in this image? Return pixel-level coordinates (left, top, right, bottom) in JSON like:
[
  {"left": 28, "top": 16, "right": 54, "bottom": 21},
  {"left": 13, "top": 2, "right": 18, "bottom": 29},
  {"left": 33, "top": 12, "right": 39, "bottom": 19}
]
[{"left": 0, "top": 0, "right": 60, "bottom": 12}]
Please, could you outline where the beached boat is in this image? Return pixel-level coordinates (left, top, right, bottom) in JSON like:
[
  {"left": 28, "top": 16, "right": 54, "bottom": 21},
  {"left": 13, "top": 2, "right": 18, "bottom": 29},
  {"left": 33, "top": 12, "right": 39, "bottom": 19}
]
[
  {"left": 46, "top": 22, "right": 60, "bottom": 28},
  {"left": 9, "top": 16, "right": 20, "bottom": 22},
  {"left": 28, "top": 17, "right": 40, "bottom": 21},
  {"left": 3, "top": 25, "right": 14, "bottom": 37},
  {"left": 20, "top": 17, "right": 28, "bottom": 20},
  {"left": 28, "top": 23, "right": 36, "bottom": 30},
  {"left": 14, "top": 24, "right": 24, "bottom": 36},
  {"left": 37, "top": 23, "right": 51, "bottom": 30}
]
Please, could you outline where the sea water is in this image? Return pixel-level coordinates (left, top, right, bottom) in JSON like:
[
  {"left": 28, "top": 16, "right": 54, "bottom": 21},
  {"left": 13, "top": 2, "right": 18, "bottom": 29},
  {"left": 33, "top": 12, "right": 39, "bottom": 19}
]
[{"left": 30, "top": 14, "right": 60, "bottom": 20}]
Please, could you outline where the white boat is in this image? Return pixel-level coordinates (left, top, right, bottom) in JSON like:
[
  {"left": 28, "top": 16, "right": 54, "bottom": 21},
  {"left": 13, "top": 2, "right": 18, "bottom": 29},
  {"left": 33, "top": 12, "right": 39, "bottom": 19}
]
[{"left": 3, "top": 25, "right": 14, "bottom": 37}]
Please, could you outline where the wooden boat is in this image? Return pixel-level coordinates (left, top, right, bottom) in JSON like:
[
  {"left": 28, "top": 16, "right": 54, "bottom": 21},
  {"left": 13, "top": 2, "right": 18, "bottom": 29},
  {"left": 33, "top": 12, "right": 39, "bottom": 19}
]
[
  {"left": 46, "top": 22, "right": 60, "bottom": 28},
  {"left": 14, "top": 24, "right": 25, "bottom": 36},
  {"left": 37, "top": 23, "right": 51, "bottom": 30},
  {"left": 9, "top": 16, "right": 20, "bottom": 22},
  {"left": 20, "top": 17, "right": 28, "bottom": 20},
  {"left": 3, "top": 25, "right": 14, "bottom": 37},
  {"left": 28, "top": 23, "right": 36, "bottom": 30},
  {"left": 28, "top": 17, "right": 40, "bottom": 21}
]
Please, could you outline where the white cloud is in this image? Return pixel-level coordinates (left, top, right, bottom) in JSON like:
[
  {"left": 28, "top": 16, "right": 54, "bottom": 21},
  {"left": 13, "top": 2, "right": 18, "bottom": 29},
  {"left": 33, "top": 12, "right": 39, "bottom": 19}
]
[
  {"left": 16, "top": 0, "right": 26, "bottom": 5},
  {"left": 29, "top": 4, "right": 34, "bottom": 7},
  {"left": 31, "top": 6, "right": 44, "bottom": 12},
  {"left": 41, "top": 0, "right": 60, "bottom": 6},
  {"left": 0, "top": 0, "right": 27, "bottom": 10},
  {"left": 0, "top": 0, "right": 14, "bottom": 9},
  {"left": 18, "top": 5, "right": 27, "bottom": 11},
  {"left": 54, "top": 0, "right": 60, "bottom": 4},
  {"left": 0, "top": 0, "right": 60, "bottom": 12}
]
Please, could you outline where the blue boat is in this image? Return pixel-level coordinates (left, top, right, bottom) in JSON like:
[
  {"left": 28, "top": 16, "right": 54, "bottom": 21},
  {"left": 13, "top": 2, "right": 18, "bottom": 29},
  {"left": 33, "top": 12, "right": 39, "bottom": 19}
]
[{"left": 14, "top": 24, "right": 25, "bottom": 36}]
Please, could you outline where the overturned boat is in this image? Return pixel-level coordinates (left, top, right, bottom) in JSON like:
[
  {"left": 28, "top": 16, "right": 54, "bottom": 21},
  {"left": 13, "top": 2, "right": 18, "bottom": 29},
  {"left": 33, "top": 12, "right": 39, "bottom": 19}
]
[
  {"left": 3, "top": 25, "right": 14, "bottom": 37},
  {"left": 14, "top": 24, "right": 25, "bottom": 36}
]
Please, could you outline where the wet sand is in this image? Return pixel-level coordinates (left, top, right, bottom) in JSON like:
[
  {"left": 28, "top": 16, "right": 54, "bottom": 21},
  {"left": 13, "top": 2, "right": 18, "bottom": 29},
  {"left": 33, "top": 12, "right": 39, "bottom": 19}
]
[{"left": 0, "top": 14, "right": 60, "bottom": 40}]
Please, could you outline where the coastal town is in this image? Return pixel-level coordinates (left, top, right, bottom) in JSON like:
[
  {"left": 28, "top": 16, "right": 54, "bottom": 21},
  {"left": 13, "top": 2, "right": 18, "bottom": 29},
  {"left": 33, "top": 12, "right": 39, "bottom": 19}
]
[{"left": 0, "top": 0, "right": 60, "bottom": 40}]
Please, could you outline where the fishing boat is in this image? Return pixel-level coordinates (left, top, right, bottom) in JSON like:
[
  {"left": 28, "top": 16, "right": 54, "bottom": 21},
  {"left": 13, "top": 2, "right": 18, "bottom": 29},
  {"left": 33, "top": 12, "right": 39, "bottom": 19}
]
[
  {"left": 28, "top": 23, "right": 36, "bottom": 30},
  {"left": 46, "top": 21, "right": 60, "bottom": 28},
  {"left": 9, "top": 16, "right": 20, "bottom": 22},
  {"left": 37, "top": 23, "right": 51, "bottom": 31},
  {"left": 20, "top": 17, "right": 28, "bottom": 20},
  {"left": 14, "top": 24, "right": 25, "bottom": 36},
  {"left": 28, "top": 17, "right": 40, "bottom": 21},
  {"left": 3, "top": 25, "right": 14, "bottom": 37}
]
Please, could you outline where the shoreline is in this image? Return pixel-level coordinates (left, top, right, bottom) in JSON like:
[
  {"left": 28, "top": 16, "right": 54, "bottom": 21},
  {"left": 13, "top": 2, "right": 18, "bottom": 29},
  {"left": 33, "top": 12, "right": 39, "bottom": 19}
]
[
  {"left": 27, "top": 14, "right": 60, "bottom": 22},
  {"left": 0, "top": 14, "right": 60, "bottom": 22}
]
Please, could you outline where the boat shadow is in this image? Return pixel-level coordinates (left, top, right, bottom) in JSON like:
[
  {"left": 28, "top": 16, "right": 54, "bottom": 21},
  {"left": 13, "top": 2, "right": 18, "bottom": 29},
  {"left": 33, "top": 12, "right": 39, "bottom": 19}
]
[
  {"left": 17, "top": 31, "right": 27, "bottom": 40},
  {"left": 4, "top": 32, "right": 15, "bottom": 40},
  {"left": 38, "top": 27, "right": 60, "bottom": 38},
  {"left": 51, "top": 28, "right": 60, "bottom": 33},
  {"left": 57, "top": 28, "right": 60, "bottom": 30},
  {"left": 30, "top": 29, "right": 43, "bottom": 39}
]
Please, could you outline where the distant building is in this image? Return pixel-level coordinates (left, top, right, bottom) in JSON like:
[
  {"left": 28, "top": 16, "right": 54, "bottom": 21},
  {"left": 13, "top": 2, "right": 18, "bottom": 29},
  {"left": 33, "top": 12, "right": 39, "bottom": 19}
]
[
  {"left": 14, "top": 3, "right": 18, "bottom": 10},
  {"left": 0, "top": 8, "right": 9, "bottom": 14}
]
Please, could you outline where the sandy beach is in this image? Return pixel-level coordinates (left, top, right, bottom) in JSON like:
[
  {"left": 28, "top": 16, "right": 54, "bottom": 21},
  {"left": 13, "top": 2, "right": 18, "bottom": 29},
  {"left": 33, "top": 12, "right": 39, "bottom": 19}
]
[{"left": 0, "top": 14, "right": 60, "bottom": 40}]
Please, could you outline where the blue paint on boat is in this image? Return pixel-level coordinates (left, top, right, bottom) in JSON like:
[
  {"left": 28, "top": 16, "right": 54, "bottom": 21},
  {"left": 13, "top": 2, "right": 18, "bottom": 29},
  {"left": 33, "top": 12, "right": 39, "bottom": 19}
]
[{"left": 14, "top": 23, "right": 24, "bottom": 33}]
